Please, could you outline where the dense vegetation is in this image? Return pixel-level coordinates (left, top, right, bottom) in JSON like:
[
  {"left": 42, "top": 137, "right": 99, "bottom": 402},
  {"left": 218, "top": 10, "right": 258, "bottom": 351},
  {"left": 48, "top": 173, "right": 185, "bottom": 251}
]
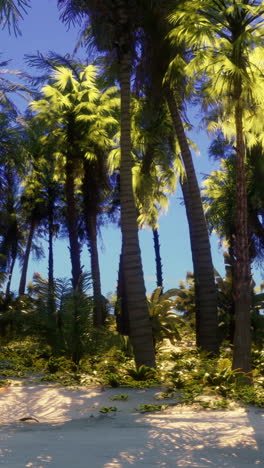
[{"left": 0, "top": 0, "right": 264, "bottom": 406}]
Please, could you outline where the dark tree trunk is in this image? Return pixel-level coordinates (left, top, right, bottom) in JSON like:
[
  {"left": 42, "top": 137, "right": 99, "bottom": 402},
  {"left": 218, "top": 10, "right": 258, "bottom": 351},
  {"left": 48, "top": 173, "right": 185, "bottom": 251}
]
[
  {"left": 152, "top": 228, "right": 163, "bottom": 288},
  {"left": 65, "top": 160, "right": 82, "bottom": 290},
  {"left": 47, "top": 197, "right": 56, "bottom": 316},
  {"left": 232, "top": 98, "right": 252, "bottom": 375},
  {"left": 19, "top": 220, "right": 36, "bottom": 296},
  {"left": 81, "top": 156, "right": 106, "bottom": 327},
  {"left": 117, "top": 0, "right": 156, "bottom": 368},
  {"left": 5, "top": 252, "right": 16, "bottom": 297},
  {"left": 227, "top": 243, "right": 236, "bottom": 344},
  {"left": 115, "top": 250, "right": 130, "bottom": 335},
  {"left": 166, "top": 86, "right": 219, "bottom": 355},
  {"left": 86, "top": 213, "right": 106, "bottom": 327}
]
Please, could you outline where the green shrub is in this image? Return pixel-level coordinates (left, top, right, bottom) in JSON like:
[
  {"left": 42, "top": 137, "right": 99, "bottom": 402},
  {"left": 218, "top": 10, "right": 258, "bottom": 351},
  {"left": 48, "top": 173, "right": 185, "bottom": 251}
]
[
  {"left": 47, "top": 356, "right": 76, "bottom": 374},
  {"left": 126, "top": 365, "right": 157, "bottom": 381}
]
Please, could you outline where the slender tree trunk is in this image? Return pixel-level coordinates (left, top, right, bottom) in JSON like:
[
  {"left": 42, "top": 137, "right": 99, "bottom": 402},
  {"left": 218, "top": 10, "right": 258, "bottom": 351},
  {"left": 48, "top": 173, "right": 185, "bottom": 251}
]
[
  {"left": 227, "top": 243, "right": 236, "bottom": 344},
  {"left": 165, "top": 86, "right": 219, "bottom": 355},
  {"left": 152, "top": 228, "right": 163, "bottom": 288},
  {"left": 115, "top": 249, "right": 130, "bottom": 335},
  {"left": 19, "top": 220, "right": 36, "bottom": 296},
  {"left": 117, "top": 2, "right": 155, "bottom": 367},
  {"left": 232, "top": 98, "right": 252, "bottom": 375},
  {"left": 86, "top": 213, "right": 106, "bottom": 327},
  {"left": 47, "top": 198, "right": 56, "bottom": 316},
  {"left": 5, "top": 252, "right": 16, "bottom": 297},
  {"left": 65, "top": 160, "right": 82, "bottom": 290},
  {"left": 48, "top": 203, "right": 54, "bottom": 294},
  {"left": 81, "top": 157, "right": 106, "bottom": 327}
]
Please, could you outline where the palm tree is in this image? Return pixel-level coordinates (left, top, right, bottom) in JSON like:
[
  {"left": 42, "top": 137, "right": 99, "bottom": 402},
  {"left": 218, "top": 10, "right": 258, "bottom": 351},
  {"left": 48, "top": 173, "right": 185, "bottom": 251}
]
[
  {"left": 0, "top": 111, "right": 25, "bottom": 296},
  {"left": 169, "top": 0, "right": 264, "bottom": 373},
  {"left": 132, "top": 104, "right": 179, "bottom": 287},
  {"left": 18, "top": 179, "right": 47, "bottom": 296},
  {"left": 21, "top": 115, "right": 62, "bottom": 310},
  {"left": 58, "top": 0, "right": 156, "bottom": 367},
  {"left": 31, "top": 64, "right": 98, "bottom": 290},
  {"left": 0, "top": 166, "right": 21, "bottom": 296},
  {"left": 31, "top": 60, "right": 121, "bottom": 327},
  {"left": 81, "top": 148, "right": 112, "bottom": 327},
  {"left": 27, "top": 51, "right": 120, "bottom": 325},
  {"left": 77, "top": 83, "right": 119, "bottom": 326},
  {"left": 135, "top": 0, "right": 219, "bottom": 354},
  {"left": 110, "top": 95, "right": 180, "bottom": 329}
]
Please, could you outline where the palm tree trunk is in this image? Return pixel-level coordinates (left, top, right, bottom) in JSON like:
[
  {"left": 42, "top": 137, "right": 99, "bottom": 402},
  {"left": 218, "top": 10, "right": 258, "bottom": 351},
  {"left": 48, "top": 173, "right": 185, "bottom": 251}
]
[
  {"left": 86, "top": 213, "right": 106, "bottom": 327},
  {"left": 48, "top": 202, "right": 54, "bottom": 293},
  {"left": 65, "top": 160, "right": 82, "bottom": 290},
  {"left": 232, "top": 99, "right": 252, "bottom": 375},
  {"left": 5, "top": 251, "right": 16, "bottom": 297},
  {"left": 152, "top": 228, "right": 163, "bottom": 288},
  {"left": 19, "top": 219, "right": 36, "bottom": 296},
  {"left": 117, "top": 3, "right": 155, "bottom": 367},
  {"left": 115, "top": 249, "right": 130, "bottom": 335},
  {"left": 48, "top": 198, "right": 56, "bottom": 316},
  {"left": 165, "top": 86, "right": 219, "bottom": 355}
]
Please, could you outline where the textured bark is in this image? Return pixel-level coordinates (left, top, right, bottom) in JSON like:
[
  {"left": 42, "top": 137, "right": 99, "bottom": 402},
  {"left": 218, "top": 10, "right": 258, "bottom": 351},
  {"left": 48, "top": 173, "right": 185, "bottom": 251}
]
[
  {"left": 166, "top": 87, "right": 219, "bottom": 355},
  {"left": 115, "top": 250, "right": 130, "bottom": 335},
  {"left": 65, "top": 160, "right": 82, "bottom": 290},
  {"left": 47, "top": 197, "right": 56, "bottom": 316},
  {"left": 5, "top": 253, "right": 16, "bottom": 297},
  {"left": 227, "top": 244, "right": 236, "bottom": 345},
  {"left": 86, "top": 213, "right": 106, "bottom": 327},
  {"left": 152, "top": 228, "right": 163, "bottom": 288},
  {"left": 141, "top": 143, "right": 155, "bottom": 176},
  {"left": 48, "top": 202, "right": 54, "bottom": 293},
  {"left": 232, "top": 98, "right": 252, "bottom": 375},
  {"left": 117, "top": 1, "right": 155, "bottom": 367},
  {"left": 82, "top": 156, "right": 106, "bottom": 327},
  {"left": 19, "top": 220, "right": 36, "bottom": 296}
]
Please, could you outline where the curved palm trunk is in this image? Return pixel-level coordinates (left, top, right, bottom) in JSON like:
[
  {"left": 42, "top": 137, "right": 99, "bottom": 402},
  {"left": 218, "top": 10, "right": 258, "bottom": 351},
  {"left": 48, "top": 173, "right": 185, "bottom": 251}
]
[
  {"left": 232, "top": 99, "right": 252, "bottom": 375},
  {"left": 118, "top": 24, "right": 155, "bottom": 366},
  {"left": 165, "top": 87, "right": 219, "bottom": 355},
  {"left": 86, "top": 213, "right": 106, "bottom": 327},
  {"left": 65, "top": 160, "right": 82, "bottom": 290},
  {"left": 19, "top": 219, "right": 36, "bottom": 296},
  {"left": 152, "top": 228, "right": 163, "bottom": 288}
]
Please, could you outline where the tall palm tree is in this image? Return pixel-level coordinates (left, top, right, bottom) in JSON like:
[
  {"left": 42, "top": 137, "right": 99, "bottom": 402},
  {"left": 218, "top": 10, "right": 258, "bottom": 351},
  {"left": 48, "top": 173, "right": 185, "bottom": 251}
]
[
  {"left": 27, "top": 52, "right": 120, "bottom": 324},
  {"left": 109, "top": 95, "right": 179, "bottom": 329},
  {"left": 0, "top": 112, "right": 25, "bottom": 296},
  {"left": 18, "top": 176, "right": 47, "bottom": 296},
  {"left": 21, "top": 115, "right": 62, "bottom": 310},
  {"left": 135, "top": 0, "right": 219, "bottom": 354},
  {"left": 31, "top": 64, "right": 99, "bottom": 290},
  {"left": 31, "top": 61, "right": 119, "bottom": 324},
  {"left": 58, "top": 0, "right": 156, "bottom": 367},
  {"left": 169, "top": 0, "right": 264, "bottom": 373},
  {"left": 131, "top": 99, "right": 180, "bottom": 290}
]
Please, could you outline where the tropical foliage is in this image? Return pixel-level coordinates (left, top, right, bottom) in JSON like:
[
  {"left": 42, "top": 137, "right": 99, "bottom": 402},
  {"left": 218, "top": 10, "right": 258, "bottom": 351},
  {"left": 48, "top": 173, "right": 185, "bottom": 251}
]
[{"left": 0, "top": 0, "right": 263, "bottom": 384}]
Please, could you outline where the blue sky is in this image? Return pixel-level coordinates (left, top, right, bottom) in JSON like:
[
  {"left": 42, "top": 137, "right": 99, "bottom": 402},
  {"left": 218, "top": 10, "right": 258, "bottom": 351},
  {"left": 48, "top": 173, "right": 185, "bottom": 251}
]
[{"left": 2, "top": 1, "right": 263, "bottom": 296}]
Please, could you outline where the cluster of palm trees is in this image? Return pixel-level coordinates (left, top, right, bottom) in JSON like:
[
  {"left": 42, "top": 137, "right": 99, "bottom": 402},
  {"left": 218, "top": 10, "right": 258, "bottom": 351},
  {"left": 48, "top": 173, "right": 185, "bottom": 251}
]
[{"left": 1, "top": 0, "right": 264, "bottom": 373}]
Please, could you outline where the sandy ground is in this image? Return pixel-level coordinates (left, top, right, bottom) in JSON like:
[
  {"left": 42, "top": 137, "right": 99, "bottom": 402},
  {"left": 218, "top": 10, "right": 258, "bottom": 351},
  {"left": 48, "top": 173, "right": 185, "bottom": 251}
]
[{"left": 0, "top": 383, "right": 263, "bottom": 467}]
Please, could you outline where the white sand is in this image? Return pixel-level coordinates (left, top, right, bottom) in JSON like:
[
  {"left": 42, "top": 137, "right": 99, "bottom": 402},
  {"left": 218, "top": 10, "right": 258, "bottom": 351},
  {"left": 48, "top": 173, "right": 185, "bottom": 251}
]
[{"left": 0, "top": 384, "right": 263, "bottom": 467}]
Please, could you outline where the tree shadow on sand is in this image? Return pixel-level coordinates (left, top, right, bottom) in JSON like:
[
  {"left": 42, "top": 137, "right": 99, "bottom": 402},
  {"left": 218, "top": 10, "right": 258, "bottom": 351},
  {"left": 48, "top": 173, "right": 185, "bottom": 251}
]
[{"left": 0, "top": 396, "right": 263, "bottom": 467}]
